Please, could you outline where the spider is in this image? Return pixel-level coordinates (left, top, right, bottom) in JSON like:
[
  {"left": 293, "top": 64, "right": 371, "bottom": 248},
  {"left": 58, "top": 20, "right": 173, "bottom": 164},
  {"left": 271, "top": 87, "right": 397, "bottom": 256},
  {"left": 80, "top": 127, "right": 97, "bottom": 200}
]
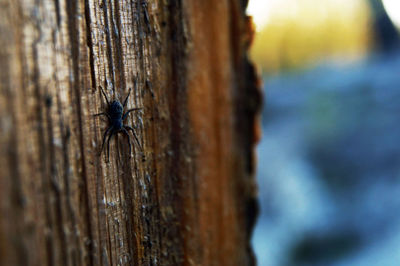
[{"left": 94, "top": 86, "right": 142, "bottom": 162}]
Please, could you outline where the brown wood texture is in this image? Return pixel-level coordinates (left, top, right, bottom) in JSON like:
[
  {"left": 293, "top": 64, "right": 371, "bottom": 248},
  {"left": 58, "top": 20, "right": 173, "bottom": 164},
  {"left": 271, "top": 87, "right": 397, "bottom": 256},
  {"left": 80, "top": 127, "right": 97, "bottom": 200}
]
[{"left": 0, "top": 0, "right": 261, "bottom": 265}]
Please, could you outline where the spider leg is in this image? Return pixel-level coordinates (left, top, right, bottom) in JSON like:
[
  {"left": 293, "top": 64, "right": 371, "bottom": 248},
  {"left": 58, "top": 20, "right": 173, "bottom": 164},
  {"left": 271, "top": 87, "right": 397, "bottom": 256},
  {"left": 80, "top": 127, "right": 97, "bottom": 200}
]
[
  {"left": 106, "top": 129, "right": 115, "bottom": 163},
  {"left": 100, "top": 126, "right": 113, "bottom": 155},
  {"left": 93, "top": 112, "right": 111, "bottom": 121},
  {"left": 122, "top": 108, "right": 142, "bottom": 121},
  {"left": 122, "top": 88, "right": 132, "bottom": 108},
  {"left": 125, "top": 125, "right": 143, "bottom": 151},
  {"left": 115, "top": 133, "right": 121, "bottom": 164},
  {"left": 99, "top": 86, "right": 110, "bottom": 106},
  {"left": 121, "top": 128, "right": 132, "bottom": 157}
]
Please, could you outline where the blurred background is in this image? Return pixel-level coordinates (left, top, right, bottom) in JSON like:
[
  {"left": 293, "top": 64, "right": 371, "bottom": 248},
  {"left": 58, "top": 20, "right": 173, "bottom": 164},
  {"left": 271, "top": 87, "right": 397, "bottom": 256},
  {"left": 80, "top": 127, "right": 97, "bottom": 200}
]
[{"left": 247, "top": 0, "right": 400, "bottom": 265}]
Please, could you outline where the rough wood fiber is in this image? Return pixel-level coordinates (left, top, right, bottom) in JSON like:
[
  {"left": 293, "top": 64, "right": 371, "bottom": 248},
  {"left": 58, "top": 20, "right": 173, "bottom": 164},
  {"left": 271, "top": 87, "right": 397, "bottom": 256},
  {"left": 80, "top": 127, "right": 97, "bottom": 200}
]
[{"left": 0, "top": 0, "right": 261, "bottom": 265}]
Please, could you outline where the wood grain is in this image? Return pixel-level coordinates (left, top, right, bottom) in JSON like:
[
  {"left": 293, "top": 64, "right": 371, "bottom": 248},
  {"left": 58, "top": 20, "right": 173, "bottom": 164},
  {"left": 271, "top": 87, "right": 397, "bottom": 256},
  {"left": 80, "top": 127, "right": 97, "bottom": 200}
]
[{"left": 0, "top": 0, "right": 261, "bottom": 265}]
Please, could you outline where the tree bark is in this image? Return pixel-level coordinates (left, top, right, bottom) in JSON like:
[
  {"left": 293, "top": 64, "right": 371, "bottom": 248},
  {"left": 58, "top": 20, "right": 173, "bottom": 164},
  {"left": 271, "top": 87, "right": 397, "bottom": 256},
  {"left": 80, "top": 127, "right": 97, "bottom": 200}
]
[{"left": 0, "top": 0, "right": 261, "bottom": 265}]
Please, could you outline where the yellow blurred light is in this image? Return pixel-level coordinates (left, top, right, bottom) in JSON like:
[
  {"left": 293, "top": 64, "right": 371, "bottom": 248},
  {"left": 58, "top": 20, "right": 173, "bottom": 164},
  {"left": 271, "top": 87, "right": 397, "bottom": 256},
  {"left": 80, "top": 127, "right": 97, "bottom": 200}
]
[{"left": 248, "top": 0, "right": 371, "bottom": 74}]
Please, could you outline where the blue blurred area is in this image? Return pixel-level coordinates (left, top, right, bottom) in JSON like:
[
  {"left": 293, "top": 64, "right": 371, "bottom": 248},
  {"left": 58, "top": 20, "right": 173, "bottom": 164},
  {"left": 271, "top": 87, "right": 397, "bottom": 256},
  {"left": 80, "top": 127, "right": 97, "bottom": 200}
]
[{"left": 252, "top": 52, "right": 400, "bottom": 266}]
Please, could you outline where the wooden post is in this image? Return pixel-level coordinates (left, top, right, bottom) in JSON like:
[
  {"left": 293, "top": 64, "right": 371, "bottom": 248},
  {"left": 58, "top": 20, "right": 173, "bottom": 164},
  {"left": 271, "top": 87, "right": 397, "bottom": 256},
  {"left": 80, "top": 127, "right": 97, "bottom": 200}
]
[{"left": 0, "top": 0, "right": 261, "bottom": 265}]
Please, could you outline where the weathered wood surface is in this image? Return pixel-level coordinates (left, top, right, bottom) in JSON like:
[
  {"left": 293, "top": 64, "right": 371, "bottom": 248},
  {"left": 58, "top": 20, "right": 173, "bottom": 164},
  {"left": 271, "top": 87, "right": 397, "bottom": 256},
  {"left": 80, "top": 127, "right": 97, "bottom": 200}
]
[{"left": 0, "top": 0, "right": 261, "bottom": 265}]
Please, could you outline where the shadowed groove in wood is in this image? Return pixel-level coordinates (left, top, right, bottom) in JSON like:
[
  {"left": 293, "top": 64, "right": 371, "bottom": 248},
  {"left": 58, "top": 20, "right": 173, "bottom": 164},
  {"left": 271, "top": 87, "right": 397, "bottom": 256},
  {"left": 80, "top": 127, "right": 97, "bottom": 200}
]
[
  {"left": 66, "top": 0, "right": 94, "bottom": 265},
  {"left": 84, "top": 0, "right": 97, "bottom": 90}
]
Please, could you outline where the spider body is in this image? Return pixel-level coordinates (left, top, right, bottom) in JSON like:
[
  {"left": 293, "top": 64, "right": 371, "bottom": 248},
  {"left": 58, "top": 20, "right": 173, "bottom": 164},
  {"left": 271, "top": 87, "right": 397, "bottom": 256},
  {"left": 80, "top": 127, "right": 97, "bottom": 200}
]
[
  {"left": 94, "top": 87, "right": 142, "bottom": 162},
  {"left": 109, "top": 101, "right": 124, "bottom": 129}
]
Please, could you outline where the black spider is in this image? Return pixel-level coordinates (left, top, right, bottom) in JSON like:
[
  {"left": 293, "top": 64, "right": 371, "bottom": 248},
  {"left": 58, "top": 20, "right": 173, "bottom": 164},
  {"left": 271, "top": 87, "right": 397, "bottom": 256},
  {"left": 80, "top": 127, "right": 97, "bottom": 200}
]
[{"left": 94, "top": 86, "right": 142, "bottom": 162}]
